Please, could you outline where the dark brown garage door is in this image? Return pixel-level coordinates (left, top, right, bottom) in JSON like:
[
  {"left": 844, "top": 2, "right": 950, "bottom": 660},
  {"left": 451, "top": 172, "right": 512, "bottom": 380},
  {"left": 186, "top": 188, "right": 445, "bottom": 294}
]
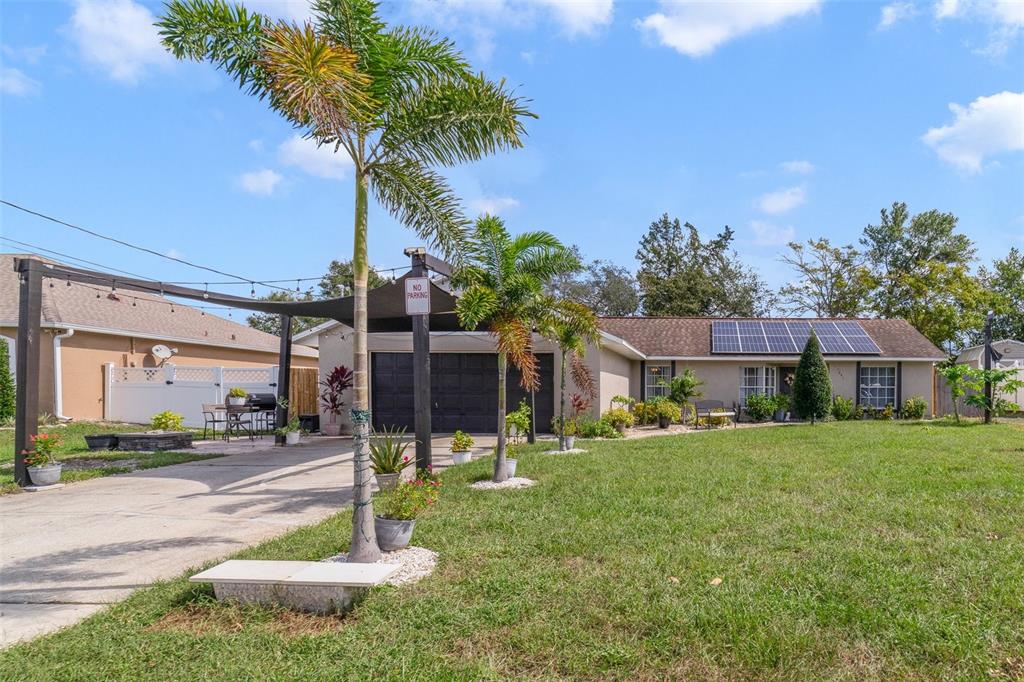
[{"left": 371, "top": 352, "right": 554, "bottom": 434}]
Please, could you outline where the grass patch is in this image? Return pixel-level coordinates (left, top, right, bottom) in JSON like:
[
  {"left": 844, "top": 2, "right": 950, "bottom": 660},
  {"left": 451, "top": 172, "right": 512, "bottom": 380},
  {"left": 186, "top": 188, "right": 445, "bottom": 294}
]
[
  {"left": 0, "top": 421, "right": 221, "bottom": 493},
  {"left": 2, "top": 421, "right": 1023, "bottom": 679}
]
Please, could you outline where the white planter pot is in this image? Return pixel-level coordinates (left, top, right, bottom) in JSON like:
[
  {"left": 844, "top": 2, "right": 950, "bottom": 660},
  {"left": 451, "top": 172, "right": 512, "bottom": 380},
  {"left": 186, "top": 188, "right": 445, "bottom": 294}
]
[
  {"left": 506, "top": 458, "right": 517, "bottom": 477},
  {"left": 452, "top": 450, "right": 472, "bottom": 465},
  {"left": 227, "top": 396, "right": 246, "bottom": 406},
  {"left": 285, "top": 431, "right": 300, "bottom": 445},
  {"left": 564, "top": 435, "right": 576, "bottom": 450},
  {"left": 28, "top": 463, "right": 62, "bottom": 487}
]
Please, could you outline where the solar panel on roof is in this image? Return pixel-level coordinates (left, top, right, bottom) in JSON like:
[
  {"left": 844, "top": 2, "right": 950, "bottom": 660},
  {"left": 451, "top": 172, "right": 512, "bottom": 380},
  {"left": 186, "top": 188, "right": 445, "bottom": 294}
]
[{"left": 709, "top": 320, "right": 880, "bottom": 354}]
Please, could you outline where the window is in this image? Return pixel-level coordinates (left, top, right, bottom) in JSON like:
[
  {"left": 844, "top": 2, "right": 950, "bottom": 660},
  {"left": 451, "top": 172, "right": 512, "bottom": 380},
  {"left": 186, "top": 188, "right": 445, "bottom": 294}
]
[
  {"left": 739, "top": 366, "right": 776, "bottom": 406},
  {"left": 859, "top": 366, "right": 896, "bottom": 409},
  {"left": 645, "top": 364, "right": 670, "bottom": 399}
]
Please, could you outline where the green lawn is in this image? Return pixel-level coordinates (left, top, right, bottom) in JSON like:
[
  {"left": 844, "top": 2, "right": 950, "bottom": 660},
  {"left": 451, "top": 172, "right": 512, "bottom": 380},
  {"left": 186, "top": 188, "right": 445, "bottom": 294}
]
[
  {"left": 0, "top": 422, "right": 221, "bottom": 493},
  {"left": 2, "top": 421, "right": 1023, "bottom": 680}
]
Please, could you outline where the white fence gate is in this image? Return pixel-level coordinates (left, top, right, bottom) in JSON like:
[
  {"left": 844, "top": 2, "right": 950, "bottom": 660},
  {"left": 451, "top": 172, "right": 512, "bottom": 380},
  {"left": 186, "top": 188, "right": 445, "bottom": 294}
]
[{"left": 104, "top": 364, "right": 280, "bottom": 427}]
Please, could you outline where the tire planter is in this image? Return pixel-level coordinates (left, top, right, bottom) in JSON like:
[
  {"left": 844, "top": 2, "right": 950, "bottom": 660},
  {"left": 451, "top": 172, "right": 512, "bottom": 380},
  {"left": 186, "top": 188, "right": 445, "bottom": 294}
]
[
  {"left": 320, "top": 421, "right": 342, "bottom": 437},
  {"left": 375, "top": 472, "right": 400, "bottom": 491},
  {"left": 506, "top": 458, "right": 518, "bottom": 477},
  {"left": 452, "top": 450, "right": 471, "bottom": 465},
  {"left": 85, "top": 434, "right": 118, "bottom": 450},
  {"left": 285, "top": 431, "right": 301, "bottom": 446},
  {"left": 28, "top": 463, "right": 62, "bottom": 487},
  {"left": 374, "top": 516, "right": 415, "bottom": 551}
]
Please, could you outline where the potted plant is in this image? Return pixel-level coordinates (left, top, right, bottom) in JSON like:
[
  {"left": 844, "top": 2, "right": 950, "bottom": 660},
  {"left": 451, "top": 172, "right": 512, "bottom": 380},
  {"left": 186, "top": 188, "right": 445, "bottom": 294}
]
[
  {"left": 602, "top": 407, "right": 634, "bottom": 434},
  {"left": 649, "top": 396, "right": 681, "bottom": 428},
  {"left": 374, "top": 477, "right": 440, "bottom": 551},
  {"left": 506, "top": 399, "right": 531, "bottom": 443},
  {"left": 319, "top": 365, "right": 353, "bottom": 436},
  {"left": 552, "top": 415, "right": 579, "bottom": 450},
  {"left": 450, "top": 430, "right": 474, "bottom": 465},
  {"left": 369, "top": 426, "right": 413, "bottom": 490},
  {"left": 226, "top": 387, "right": 248, "bottom": 406},
  {"left": 505, "top": 444, "right": 520, "bottom": 477},
  {"left": 773, "top": 394, "right": 791, "bottom": 422},
  {"left": 25, "top": 433, "right": 62, "bottom": 486},
  {"left": 275, "top": 416, "right": 302, "bottom": 445}
]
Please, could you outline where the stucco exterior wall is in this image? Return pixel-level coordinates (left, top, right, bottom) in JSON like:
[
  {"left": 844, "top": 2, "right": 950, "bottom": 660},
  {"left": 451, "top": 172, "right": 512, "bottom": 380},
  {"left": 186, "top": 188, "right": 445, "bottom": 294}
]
[
  {"left": 596, "top": 347, "right": 633, "bottom": 415},
  {"left": 0, "top": 326, "right": 315, "bottom": 422},
  {"left": 899, "top": 362, "right": 935, "bottom": 415}
]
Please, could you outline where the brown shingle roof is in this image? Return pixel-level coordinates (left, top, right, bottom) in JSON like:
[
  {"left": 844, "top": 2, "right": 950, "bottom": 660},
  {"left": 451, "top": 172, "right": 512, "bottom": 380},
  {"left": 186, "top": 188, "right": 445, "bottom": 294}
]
[
  {"left": 0, "top": 255, "right": 316, "bottom": 357},
  {"left": 599, "top": 317, "right": 945, "bottom": 360}
]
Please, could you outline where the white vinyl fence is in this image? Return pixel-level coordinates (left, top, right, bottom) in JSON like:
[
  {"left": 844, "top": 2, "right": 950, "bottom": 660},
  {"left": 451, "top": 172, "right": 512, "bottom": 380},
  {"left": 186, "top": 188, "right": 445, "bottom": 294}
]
[{"left": 104, "top": 363, "right": 280, "bottom": 427}]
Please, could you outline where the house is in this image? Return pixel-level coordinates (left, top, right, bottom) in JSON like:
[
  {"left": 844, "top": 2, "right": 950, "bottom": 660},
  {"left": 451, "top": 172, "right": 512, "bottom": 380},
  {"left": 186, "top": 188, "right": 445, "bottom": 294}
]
[
  {"left": 955, "top": 338, "right": 1024, "bottom": 411},
  {"left": 1, "top": 255, "right": 318, "bottom": 421},
  {"left": 295, "top": 314, "right": 946, "bottom": 433}
]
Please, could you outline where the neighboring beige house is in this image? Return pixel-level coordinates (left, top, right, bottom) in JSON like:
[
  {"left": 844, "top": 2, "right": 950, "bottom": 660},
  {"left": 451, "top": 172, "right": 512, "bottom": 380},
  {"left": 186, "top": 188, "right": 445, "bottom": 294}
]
[
  {"left": 956, "top": 339, "right": 1024, "bottom": 410},
  {"left": 1, "top": 255, "right": 317, "bottom": 421},
  {"left": 295, "top": 315, "right": 946, "bottom": 433}
]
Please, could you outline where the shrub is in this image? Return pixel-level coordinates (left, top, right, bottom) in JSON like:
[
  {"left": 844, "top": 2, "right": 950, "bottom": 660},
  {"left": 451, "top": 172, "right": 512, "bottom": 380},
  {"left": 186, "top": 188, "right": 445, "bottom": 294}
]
[
  {"left": 696, "top": 409, "right": 731, "bottom": 428},
  {"left": 610, "top": 395, "right": 635, "bottom": 409},
  {"left": 450, "top": 430, "right": 474, "bottom": 452},
  {"left": 0, "top": 339, "right": 13, "bottom": 422},
  {"left": 831, "top": 395, "right": 854, "bottom": 421},
  {"left": 319, "top": 365, "right": 354, "bottom": 418},
  {"left": 902, "top": 395, "right": 927, "bottom": 420},
  {"left": 227, "top": 387, "right": 248, "bottom": 399},
  {"left": 369, "top": 426, "right": 413, "bottom": 474},
  {"left": 875, "top": 404, "right": 894, "bottom": 421},
  {"left": 506, "top": 399, "right": 531, "bottom": 440},
  {"left": 793, "top": 331, "right": 832, "bottom": 423},
  {"left": 602, "top": 407, "right": 634, "bottom": 429},
  {"left": 651, "top": 397, "right": 682, "bottom": 423},
  {"left": 577, "top": 415, "right": 622, "bottom": 439},
  {"left": 151, "top": 411, "right": 184, "bottom": 431},
  {"left": 744, "top": 393, "right": 776, "bottom": 421},
  {"left": 773, "top": 393, "right": 791, "bottom": 415},
  {"left": 375, "top": 479, "right": 440, "bottom": 520},
  {"left": 633, "top": 402, "right": 657, "bottom": 425}
]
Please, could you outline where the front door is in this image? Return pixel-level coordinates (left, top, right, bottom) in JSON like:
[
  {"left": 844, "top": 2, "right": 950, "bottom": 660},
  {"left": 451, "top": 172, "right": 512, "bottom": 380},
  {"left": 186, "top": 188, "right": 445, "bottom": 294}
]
[{"left": 778, "top": 367, "right": 796, "bottom": 396}]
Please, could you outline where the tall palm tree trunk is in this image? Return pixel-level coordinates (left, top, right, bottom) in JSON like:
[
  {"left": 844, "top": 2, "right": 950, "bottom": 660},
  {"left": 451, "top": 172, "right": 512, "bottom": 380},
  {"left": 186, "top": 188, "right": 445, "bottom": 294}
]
[
  {"left": 494, "top": 352, "right": 509, "bottom": 482},
  {"left": 349, "top": 168, "right": 380, "bottom": 562},
  {"left": 559, "top": 348, "right": 567, "bottom": 451}
]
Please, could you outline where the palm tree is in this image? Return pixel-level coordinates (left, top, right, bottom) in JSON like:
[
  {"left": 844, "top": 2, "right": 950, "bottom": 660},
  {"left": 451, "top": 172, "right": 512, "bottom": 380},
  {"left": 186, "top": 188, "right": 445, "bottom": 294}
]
[
  {"left": 544, "top": 304, "right": 600, "bottom": 451},
  {"left": 159, "top": 0, "right": 534, "bottom": 562},
  {"left": 453, "top": 216, "right": 579, "bottom": 481}
]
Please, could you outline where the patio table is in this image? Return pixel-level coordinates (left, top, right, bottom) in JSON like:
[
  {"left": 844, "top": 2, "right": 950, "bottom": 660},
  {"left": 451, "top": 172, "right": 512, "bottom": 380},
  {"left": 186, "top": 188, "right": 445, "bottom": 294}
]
[{"left": 224, "top": 404, "right": 257, "bottom": 441}]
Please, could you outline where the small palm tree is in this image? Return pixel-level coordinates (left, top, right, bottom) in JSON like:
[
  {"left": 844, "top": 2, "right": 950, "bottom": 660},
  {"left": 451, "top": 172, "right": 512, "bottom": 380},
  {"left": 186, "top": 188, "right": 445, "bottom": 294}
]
[
  {"left": 663, "top": 369, "right": 704, "bottom": 425},
  {"left": 453, "top": 216, "right": 579, "bottom": 481},
  {"left": 159, "top": 0, "right": 534, "bottom": 562},
  {"left": 544, "top": 303, "right": 600, "bottom": 450}
]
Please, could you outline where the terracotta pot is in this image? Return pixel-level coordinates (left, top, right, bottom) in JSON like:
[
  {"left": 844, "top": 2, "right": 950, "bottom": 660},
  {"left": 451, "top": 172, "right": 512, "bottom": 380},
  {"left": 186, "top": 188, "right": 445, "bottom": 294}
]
[{"left": 321, "top": 421, "right": 342, "bottom": 437}]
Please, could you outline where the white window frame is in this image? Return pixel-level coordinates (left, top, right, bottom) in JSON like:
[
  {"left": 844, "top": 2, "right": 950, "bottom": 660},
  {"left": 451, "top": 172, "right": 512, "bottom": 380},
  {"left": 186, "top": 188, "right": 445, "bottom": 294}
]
[
  {"left": 645, "top": 364, "right": 671, "bottom": 399},
  {"left": 859, "top": 365, "right": 896, "bottom": 410},
  {"left": 739, "top": 366, "right": 777, "bottom": 407}
]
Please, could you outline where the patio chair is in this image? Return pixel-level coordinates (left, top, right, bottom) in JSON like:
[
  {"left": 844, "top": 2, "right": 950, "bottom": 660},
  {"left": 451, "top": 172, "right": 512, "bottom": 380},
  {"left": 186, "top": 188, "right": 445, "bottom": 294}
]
[{"left": 201, "top": 403, "right": 229, "bottom": 440}]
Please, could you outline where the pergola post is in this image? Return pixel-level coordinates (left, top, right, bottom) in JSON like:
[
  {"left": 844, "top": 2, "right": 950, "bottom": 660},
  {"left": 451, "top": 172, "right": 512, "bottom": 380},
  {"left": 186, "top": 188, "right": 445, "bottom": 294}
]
[
  {"left": 406, "top": 248, "right": 432, "bottom": 470},
  {"left": 14, "top": 258, "right": 43, "bottom": 487},
  {"left": 275, "top": 314, "right": 293, "bottom": 445}
]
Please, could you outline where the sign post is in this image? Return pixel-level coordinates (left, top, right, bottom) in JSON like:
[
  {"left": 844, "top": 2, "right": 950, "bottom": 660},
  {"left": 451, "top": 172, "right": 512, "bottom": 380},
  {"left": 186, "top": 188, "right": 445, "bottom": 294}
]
[{"left": 404, "top": 250, "right": 432, "bottom": 470}]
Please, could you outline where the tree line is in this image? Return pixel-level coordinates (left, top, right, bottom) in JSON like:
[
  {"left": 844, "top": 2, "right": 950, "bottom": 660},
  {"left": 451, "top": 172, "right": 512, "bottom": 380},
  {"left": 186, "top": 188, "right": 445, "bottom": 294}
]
[{"left": 549, "top": 202, "right": 1022, "bottom": 351}]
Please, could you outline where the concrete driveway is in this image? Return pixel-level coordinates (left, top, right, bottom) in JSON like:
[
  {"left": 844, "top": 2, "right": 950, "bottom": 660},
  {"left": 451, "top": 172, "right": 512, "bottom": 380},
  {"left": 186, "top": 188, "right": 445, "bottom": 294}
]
[{"left": 0, "top": 438, "right": 365, "bottom": 647}]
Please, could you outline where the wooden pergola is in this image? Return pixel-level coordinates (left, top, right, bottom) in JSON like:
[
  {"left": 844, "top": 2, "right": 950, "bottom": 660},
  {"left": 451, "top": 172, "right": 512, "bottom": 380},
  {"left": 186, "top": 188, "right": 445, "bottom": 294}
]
[{"left": 11, "top": 252, "right": 456, "bottom": 487}]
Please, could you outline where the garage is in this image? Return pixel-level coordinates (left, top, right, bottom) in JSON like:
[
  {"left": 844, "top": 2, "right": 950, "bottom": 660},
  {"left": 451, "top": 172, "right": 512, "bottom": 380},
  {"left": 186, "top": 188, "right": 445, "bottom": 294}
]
[{"left": 371, "top": 352, "right": 554, "bottom": 434}]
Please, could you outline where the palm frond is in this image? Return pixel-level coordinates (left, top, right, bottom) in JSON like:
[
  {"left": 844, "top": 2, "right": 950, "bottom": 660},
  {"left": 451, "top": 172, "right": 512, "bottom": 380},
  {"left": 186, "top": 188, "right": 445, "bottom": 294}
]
[
  {"left": 492, "top": 316, "right": 538, "bottom": 391},
  {"left": 259, "top": 21, "right": 371, "bottom": 137},
  {"left": 376, "top": 74, "right": 535, "bottom": 167},
  {"left": 158, "top": 0, "right": 270, "bottom": 98},
  {"left": 454, "top": 284, "right": 499, "bottom": 331},
  {"left": 370, "top": 157, "right": 469, "bottom": 260},
  {"left": 569, "top": 350, "right": 596, "bottom": 400}
]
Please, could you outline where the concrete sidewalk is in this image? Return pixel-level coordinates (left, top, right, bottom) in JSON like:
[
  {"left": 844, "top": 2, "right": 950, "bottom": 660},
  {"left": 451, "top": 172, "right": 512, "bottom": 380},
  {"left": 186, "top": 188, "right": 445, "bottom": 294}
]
[{"left": 0, "top": 438, "right": 364, "bottom": 647}]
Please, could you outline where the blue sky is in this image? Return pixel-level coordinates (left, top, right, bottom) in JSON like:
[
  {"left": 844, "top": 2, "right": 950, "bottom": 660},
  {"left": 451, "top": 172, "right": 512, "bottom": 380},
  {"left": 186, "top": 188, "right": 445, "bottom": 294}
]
[{"left": 2, "top": 0, "right": 1022, "bottom": 310}]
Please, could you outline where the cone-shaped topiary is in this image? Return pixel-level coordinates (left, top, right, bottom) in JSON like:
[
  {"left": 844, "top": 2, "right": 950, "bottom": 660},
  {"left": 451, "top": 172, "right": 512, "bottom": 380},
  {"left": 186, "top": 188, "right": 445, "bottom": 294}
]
[
  {"left": 0, "top": 339, "right": 13, "bottom": 422},
  {"left": 793, "top": 330, "right": 832, "bottom": 424}
]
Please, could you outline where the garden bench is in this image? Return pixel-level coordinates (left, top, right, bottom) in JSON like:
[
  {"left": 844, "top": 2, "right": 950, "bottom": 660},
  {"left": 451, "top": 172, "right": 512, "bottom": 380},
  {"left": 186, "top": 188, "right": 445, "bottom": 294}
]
[
  {"left": 190, "top": 560, "right": 398, "bottom": 614},
  {"left": 693, "top": 400, "right": 737, "bottom": 429}
]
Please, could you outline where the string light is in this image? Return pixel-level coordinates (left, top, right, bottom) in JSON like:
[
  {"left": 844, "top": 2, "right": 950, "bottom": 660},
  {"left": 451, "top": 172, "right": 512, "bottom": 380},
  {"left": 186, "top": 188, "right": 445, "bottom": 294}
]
[
  {"left": 251, "top": 283, "right": 256, "bottom": 297},
  {"left": 203, "top": 283, "right": 209, "bottom": 299}
]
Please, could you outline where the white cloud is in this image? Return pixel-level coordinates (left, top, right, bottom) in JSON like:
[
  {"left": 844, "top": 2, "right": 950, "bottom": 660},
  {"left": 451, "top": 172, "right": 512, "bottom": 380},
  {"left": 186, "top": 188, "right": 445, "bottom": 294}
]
[
  {"left": 248, "top": 139, "right": 265, "bottom": 153},
  {"left": 933, "top": 0, "right": 959, "bottom": 19},
  {"left": 244, "top": 1, "right": 314, "bottom": 22},
  {"left": 277, "top": 135, "right": 352, "bottom": 180},
  {"left": 409, "top": 0, "right": 613, "bottom": 43},
  {"left": 520, "top": 50, "right": 536, "bottom": 64},
  {"left": 878, "top": 1, "right": 918, "bottom": 30},
  {"left": 636, "top": 0, "right": 820, "bottom": 57},
  {"left": 757, "top": 186, "right": 806, "bottom": 214},
  {"left": 68, "top": 0, "right": 170, "bottom": 84},
  {"left": 2, "top": 44, "right": 48, "bottom": 64},
  {"left": 533, "top": 0, "right": 614, "bottom": 36},
  {"left": 468, "top": 195, "right": 520, "bottom": 215},
  {"left": 780, "top": 159, "right": 815, "bottom": 173},
  {"left": 921, "top": 91, "right": 1024, "bottom": 172},
  {"left": 0, "top": 67, "right": 41, "bottom": 97},
  {"left": 933, "top": 0, "right": 1024, "bottom": 56},
  {"left": 239, "top": 169, "right": 283, "bottom": 196},
  {"left": 165, "top": 248, "right": 184, "bottom": 259},
  {"left": 750, "top": 220, "right": 795, "bottom": 246}
]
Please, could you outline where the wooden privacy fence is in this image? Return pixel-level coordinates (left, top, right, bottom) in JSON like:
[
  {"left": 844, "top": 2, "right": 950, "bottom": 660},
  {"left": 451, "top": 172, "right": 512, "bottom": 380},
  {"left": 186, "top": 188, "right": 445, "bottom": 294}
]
[
  {"left": 933, "top": 366, "right": 1024, "bottom": 418},
  {"left": 288, "top": 367, "right": 319, "bottom": 417}
]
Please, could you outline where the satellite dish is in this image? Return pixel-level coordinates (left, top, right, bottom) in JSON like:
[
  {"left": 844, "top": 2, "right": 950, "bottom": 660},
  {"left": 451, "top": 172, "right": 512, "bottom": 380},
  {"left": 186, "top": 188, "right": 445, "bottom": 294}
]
[{"left": 151, "top": 344, "right": 176, "bottom": 361}]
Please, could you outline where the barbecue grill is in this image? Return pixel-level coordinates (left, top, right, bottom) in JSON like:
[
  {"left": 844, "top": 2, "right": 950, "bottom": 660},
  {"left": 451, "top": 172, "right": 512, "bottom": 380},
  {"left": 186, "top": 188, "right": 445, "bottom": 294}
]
[{"left": 247, "top": 393, "right": 278, "bottom": 431}]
